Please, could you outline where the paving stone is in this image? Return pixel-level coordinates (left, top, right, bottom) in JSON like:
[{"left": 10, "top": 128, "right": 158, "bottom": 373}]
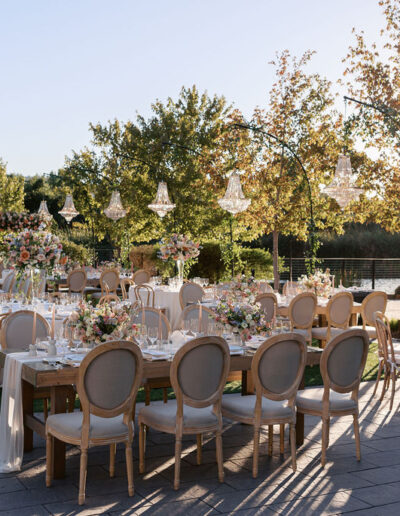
[
  {"left": 0, "top": 477, "right": 26, "bottom": 494},
  {"left": 350, "top": 481, "right": 400, "bottom": 506},
  {"left": 268, "top": 490, "right": 371, "bottom": 515},
  {"left": 45, "top": 492, "right": 150, "bottom": 515},
  {"left": 351, "top": 464, "right": 400, "bottom": 485},
  {"left": 0, "top": 506, "right": 50, "bottom": 516}
]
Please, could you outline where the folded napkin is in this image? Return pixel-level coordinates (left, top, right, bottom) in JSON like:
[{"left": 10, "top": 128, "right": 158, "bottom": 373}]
[
  {"left": 229, "top": 345, "right": 244, "bottom": 355},
  {"left": 142, "top": 350, "right": 170, "bottom": 361},
  {"left": 170, "top": 330, "right": 187, "bottom": 347},
  {"left": 245, "top": 335, "right": 268, "bottom": 349},
  {"left": 60, "top": 353, "right": 87, "bottom": 367}
]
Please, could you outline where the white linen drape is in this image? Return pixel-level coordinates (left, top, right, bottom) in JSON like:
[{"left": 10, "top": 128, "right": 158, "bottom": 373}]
[{"left": 0, "top": 353, "right": 43, "bottom": 472}]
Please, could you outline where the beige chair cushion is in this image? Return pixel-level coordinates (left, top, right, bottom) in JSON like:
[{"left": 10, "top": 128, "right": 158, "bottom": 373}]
[
  {"left": 221, "top": 393, "right": 293, "bottom": 421},
  {"left": 47, "top": 412, "right": 128, "bottom": 439},
  {"left": 292, "top": 328, "right": 310, "bottom": 340},
  {"left": 311, "top": 327, "right": 345, "bottom": 340},
  {"left": 139, "top": 400, "right": 218, "bottom": 430},
  {"left": 349, "top": 325, "right": 376, "bottom": 339},
  {"left": 296, "top": 387, "right": 357, "bottom": 413}
]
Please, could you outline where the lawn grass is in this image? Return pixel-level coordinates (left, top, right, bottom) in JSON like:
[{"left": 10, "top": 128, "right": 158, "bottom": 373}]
[{"left": 22, "top": 340, "right": 380, "bottom": 413}]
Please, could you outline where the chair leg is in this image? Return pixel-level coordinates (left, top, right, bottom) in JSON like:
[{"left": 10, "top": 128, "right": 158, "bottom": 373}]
[
  {"left": 268, "top": 425, "right": 273, "bottom": 456},
  {"left": 43, "top": 399, "right": 48, "bottom": 421},
  {"left": 289, "top": 423, "right": 297, "bottom": 472},
  {"left": 321, "top": 418, "right": 329, "bottom": 467},
  {"left": 125, "top": 442, "right": 134, "bottom": 496},
  {"left": 253, "top": 425, "right": 260, "bottom": 478},
  {"left": 390, "top": 371, "right": 396, "bottom": 411},
  {"left": 78, "top": 448, "right": 88, "bottom": 505},
  {"left": 46, "top": 434, "right": 53, "bottom": 487},
  {"left": 174, "top": 434, "right": 182, "bottom": 490},
  {"left": 109, "top": 443, "right": 116, "bottom": 478},
  {"left": 280, "top": 424, "right": 284, "bottom": 454},
  {"left": 68, "top": 391, "right": 76, "bottom": 412},
  {"left": 144, "top": 385, "right": 150, "bottom": 406},
  {"left": 163, "top": 388, "right": 168, "bottom": 404},
  {"left": 139, "top": 423, "right": 145, "bottom": 474},
  {"left": 380, "top": 370, "right": 390, "bottom": 403},
  {"left": 196, "top": 434, "right": 202, "bottom": 465},
  {"left": 353, "top": 414, "right": 361, "bottom": 461},
  {"left": 373, "top": 360, "right": 383, "bottom": 396},
  {"left": 216, "top": 430, "right": 224, "bottom": 483}
]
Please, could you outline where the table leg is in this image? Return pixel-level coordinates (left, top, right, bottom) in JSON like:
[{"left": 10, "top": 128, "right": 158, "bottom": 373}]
[
  {"left": 350, "top": 313, "right": 358, "bottom": 326},
  {"left": 296, "top": 375, "right": 305, "bottom": 446},
  {"left": 241, "top": 370, "right": 254, "bottom": 395},
  {"left": 50, "top": 386, "right": 68, "bottom": 479},
  {"left": 22, "top": 380, "right": 34, "bottom": 452}
]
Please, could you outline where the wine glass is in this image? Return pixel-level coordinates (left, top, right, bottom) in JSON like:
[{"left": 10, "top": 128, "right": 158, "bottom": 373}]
[{"left": 148, "top": 326, "right": 158, "bottom": 347}]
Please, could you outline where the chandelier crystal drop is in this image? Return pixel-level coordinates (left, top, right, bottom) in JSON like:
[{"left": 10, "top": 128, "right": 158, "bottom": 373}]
[
  {"left": 37, "top": 200, "right": 52, "bottom": 222},
  {"left": 323, "top": 155, "right": 363, "bottom": 209},
  {"left": 58, "top": 194, "right": 79, "bottom": 223},
  {"left": 104, "top": 190, "right": 126, "bottom": 221},
  {"left": 148, "top": 181, "right": 176, "bottom": 218},
  {"left": 218, "top": 171, "right": 251, "bottom": 215}
]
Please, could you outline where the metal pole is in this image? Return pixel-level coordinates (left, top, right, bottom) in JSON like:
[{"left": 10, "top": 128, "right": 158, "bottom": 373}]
[{"left": 372, "top": 259, "right": 376, "bottom": 290}]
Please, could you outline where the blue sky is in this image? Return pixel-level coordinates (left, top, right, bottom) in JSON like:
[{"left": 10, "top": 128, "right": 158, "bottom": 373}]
[{"left": 0, "top": 0, "right": 385, "bottom": 176}]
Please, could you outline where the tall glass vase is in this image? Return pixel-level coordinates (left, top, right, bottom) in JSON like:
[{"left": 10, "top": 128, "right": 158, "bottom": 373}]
[{"left": 177, "top": 259, "right": 184, "bottom": 285}]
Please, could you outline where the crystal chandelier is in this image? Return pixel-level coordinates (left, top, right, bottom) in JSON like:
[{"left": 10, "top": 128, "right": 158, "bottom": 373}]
[
  {"left": 104, "top": 190, "right": 126, "bottom": 221},
  {"left": 58, "top": 194, "right": 79, "bottom": 223},
  {"left": 37, "top": 200, "right": 52, "bottom": 222},
  {"left": 218, "top": 171, "right": 251, "bottom": 215},
  {"left": 148, "top": 181, "right": 176, "bottom": 218},
  {"left": 323, "top": 155, "right": 363, "bottom": 209}
]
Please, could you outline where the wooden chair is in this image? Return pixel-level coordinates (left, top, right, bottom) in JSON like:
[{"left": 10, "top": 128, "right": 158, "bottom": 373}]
[
  {"left": 92, "top": 269, "right": 120, "bottom": 300},
  {"left": 283, "top": 281, "right": 301, "bottom": 296},
  {"left": 296, "top": 329, "right": 369, "bottom": 466},
  {"left": 311, "top": 292, "right": 353, "bottom": 347},
  {"left": 46, "top": 340, "right": 143, "bottom": 505},
  {"left": 259, "top": 282, "right": 274, "bottom": 293},
  {"left": 120, "top": 278, "right": 134, "bottom": 301},
  {"left": 179, "top": 304, "right": 215, "bottom": 334},
  {"left": 132, "top": 308, "right": 171, "bottom": 404},
  {"left": 222, "top": 333, "right": 307, "bottom": 476},
  {"left": 67, "top": 269, "right": 87, "bottom": 294},
  {"left": 179, "top": 281, "right": 204, "bottom": 309},
  {"left": 98, "top": 294, "right": 120, "bottom": 305},
  {"left": 134, "top": 285, "right": 155, "bottom": 307},
  {"left": 132, "top": 269, "right": 151, "bottom": 286},
  {"left": 139, "top": 336, "right": 230, "bottom": 489},
  {"left": 288, "top": 292, "right": 317, "bottom": 345},
  {"left": 255, "top": 293, "right": 277, "bottom": 323},
  {"left": 0, "top": 272, "right": 15, "bottom": 295},
  {"left": 1, "top": 310, "right": 74, "bottom": 419},
  {"left": 358, "top": 291, "right": 387, "bottom": 339},
  {"left": 375, "top": 312, "right": 400, "bottom": 410}
]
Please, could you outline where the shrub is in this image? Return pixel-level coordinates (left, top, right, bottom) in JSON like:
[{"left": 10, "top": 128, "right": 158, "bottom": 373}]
[{"left": 61, "top": 240, "right": 93, "bottom": 266}]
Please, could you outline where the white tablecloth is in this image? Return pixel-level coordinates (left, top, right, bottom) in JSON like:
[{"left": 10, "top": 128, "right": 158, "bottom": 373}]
[
  {"left": 129, "top": 286, "right": 182, "bottom": 330},
  {"left": 0, "top": 353, "right": 44, "bottom": 472}
]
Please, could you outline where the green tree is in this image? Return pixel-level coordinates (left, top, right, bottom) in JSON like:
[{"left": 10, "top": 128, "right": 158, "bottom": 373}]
[{"left": 0, "top": 158, "right": 25, "bottom": 212}]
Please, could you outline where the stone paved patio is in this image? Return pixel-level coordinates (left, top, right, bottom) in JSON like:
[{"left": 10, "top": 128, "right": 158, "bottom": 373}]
[{"left": 2, "top": 380, "right": 400, "bottom": 515}]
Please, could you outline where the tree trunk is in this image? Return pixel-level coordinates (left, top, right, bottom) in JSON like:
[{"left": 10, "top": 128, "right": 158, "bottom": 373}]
[{"left": 273, "top": 230, "right": 279, "bottom": 291}]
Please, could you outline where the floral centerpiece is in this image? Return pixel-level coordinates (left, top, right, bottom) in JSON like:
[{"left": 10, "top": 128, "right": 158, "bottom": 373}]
[
  {"left": 3, "top": 229, "right": 64, "bottom": 276},
  {"left": 213, "top": 296, "right": 271, "bottom": 341},
  {"left": 0, "top": 212, "right": 49, "bottom": 232},
  {"left": 299, "top": 268, "right": 333, "bottom": 298},
  {"left": 158, "top": 234, "right": 201, "bottom": 282},
  {"left": 68, "top": 302, "right": 138, "bottom": 346},
  {"left": 229, "top": 274, "right": 260, "bottom": 303}
]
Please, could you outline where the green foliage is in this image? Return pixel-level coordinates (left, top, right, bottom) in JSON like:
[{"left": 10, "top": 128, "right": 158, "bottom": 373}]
[
  {"left": 60, "top": 239, "right": 93, "bottom": 266},
  {"left": 0, "top": 159, "right": 24, "bottom": 212},
  {"left": 239, "top": 248, "right": 274, "bottom": 279}
]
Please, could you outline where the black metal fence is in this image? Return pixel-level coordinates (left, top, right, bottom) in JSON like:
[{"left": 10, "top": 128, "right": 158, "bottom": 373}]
[{"left": 281, "top": 257, "right": 400, "bottom": 293}]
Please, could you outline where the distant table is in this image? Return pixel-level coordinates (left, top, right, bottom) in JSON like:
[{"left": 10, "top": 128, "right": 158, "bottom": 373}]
[{"left": 0, "top": 346, "right": 322, "bottom": 479}]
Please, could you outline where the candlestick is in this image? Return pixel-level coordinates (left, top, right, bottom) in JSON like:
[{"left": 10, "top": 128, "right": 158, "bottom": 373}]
[
  {"left": 51, "top": 304, "right": 55, "bottom": 340},
  {"left": 158, "top": 309, "right": 162, "bottom": 341},
  {"left": 198, "top": 302, "right": 202, "bottom": 333},
  {"left": 32, "top": 311, "right": 37, "bottom": 346}
]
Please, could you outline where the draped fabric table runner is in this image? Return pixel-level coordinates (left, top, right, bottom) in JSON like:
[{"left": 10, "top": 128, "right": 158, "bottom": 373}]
[{"left": 0, "top": 353, "right": 45, "bottom": 472}]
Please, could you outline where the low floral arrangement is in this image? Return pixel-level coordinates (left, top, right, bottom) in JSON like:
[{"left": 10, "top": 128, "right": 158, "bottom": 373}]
[
  {"left": 229, "top": 274, "right": 260, "bottom": 303},
  {"left": 213, "top": 296, "right": 271, "bottom": 341},
  {"left": 3, "top": 230, "right": 64, "bottom": 275},
  {"left": 68, "top": 302, "right": 138, "bottom": 345},
  {"left": 0, "top": 212, "right": 49, "bottom": 232},
  {"left": 299, "top": 268, "right": 332, "bottom": 298},
  {"left": 98, "top": 260, "right": 121, "bottom": 271},
  {"left": 158, "top": 234, "right": 201, "bottom": 262}
]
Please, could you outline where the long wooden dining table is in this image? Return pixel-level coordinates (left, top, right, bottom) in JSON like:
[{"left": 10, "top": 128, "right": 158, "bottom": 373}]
[{"left": 0, "top": 345, "right": 323, "bottom": 479}]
